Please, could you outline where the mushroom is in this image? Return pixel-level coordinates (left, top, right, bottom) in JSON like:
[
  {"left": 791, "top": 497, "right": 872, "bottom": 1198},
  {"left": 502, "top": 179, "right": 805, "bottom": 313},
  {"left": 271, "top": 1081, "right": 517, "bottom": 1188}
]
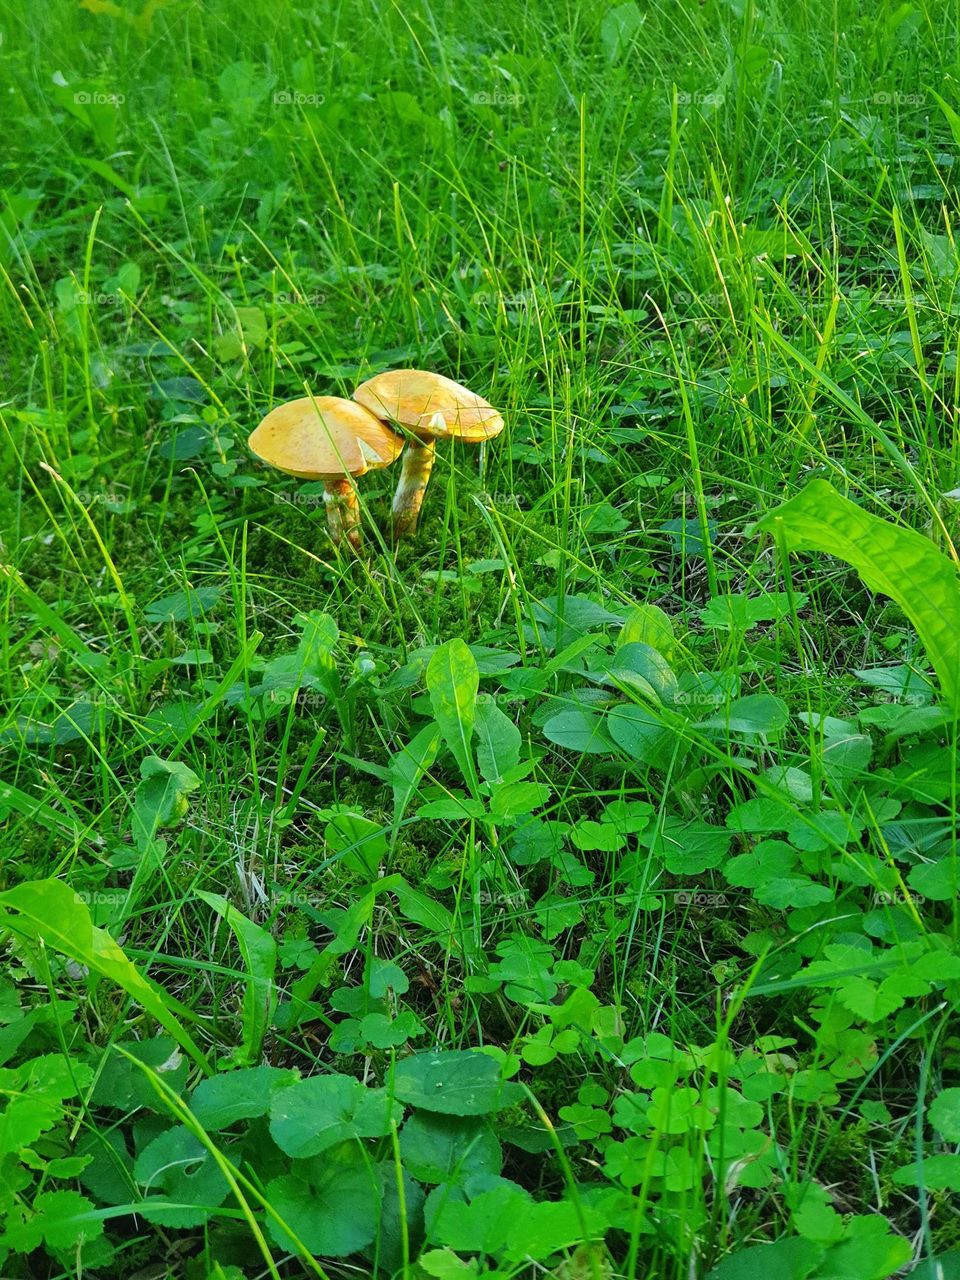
[
  {"left": 352, "top": 369, "right": 504, "bottom": 539},
  {"left": 248, "top": 395, "right": 404, "bottom": 551}
]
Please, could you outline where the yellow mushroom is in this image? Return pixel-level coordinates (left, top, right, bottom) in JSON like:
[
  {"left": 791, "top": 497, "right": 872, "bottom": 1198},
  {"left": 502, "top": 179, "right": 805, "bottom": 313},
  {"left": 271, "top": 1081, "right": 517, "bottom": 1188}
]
[
  {"left": 248, "top": 396, "right": 404, "bottom": 551},
  {"left": 353, "top": 369, "right": 504, "bottom": 539}
]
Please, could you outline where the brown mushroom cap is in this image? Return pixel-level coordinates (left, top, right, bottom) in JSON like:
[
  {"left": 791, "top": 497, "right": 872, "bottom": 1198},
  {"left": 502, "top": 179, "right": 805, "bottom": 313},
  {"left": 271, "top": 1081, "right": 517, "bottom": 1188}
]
[
  {"left": 248, "top": 396, "right": 405, "bottom": 480},
  {"left": 353, "top": 369, "right": 503, "bottom": 443}
]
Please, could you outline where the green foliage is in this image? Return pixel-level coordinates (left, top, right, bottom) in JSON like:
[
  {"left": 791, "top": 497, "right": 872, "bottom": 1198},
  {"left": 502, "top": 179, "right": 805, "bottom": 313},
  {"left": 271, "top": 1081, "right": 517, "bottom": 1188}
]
[
  {"left": 195, "top": 891, "right": 277, "bottom": 1066},
  {"left": 269, "top": 1076, "right": 401, "bottom": 1157},
  {"left": 0, "top": 881, "right": 208, "bottom": 1069},
  {"left": 392, "top": 1052, "right": 522, "bottom": 1117},
  {"left": 3, "top": 0, "right": 960, "bottom": 1274},
  {"left": 755, "top": 480, "right": 960, "bottom": 712},
  {"left": 427, "top": 640, "right": 481, "bottom": 795},
  {"left": 131, "top": 755, "right": 201, "bottom": 854}
]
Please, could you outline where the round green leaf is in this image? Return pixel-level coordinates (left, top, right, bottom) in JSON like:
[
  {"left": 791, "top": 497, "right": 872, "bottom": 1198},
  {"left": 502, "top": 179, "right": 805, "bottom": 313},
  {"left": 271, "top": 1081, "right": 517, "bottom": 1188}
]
[
  {"left": 542, "top": 708, "right": 614, "bottom": 754},
  {"left": 134, "top": 1126, "right": 230, "bottom": 1227},
  {"left": 399, "top": 1112, "right": 502, "bottom": 1185},
  {"left": 724, "top": 840, "right": 797, "bottom": 888},
  {"left": 191, "top": 1065, "right": 299, "bottom": 1129},
  {"left": 908, "top": 858, "right": 957, "bottom": 902},
  {"left": 700, "top": 694, "right": 790, "bottom": 736},
  {"left": 930, "top": 1088, "right": 960, "bottom": 1141},
  {"left": 606, "top": 702, "right": 676, "bottom": 769},
  {"left": 269, "top": 1075, "right": 402, "bottom": 1158},
  {"left": 893, "top": 1153, "right": 960, "bottom": 1190},
  {"left": 392, "top": 1050, "right": 521, "bottom": 1116},
  {"left": 266, "top": 1143, "right": 381, "bottom": 1257}
]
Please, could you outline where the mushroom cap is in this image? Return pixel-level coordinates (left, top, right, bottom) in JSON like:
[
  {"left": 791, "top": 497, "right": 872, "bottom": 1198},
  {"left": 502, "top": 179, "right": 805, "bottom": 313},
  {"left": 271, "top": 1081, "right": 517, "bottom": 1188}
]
[
  {"left": 353, "top": 369, "right": 504, "bottom": 443},
  {"left": 248, "top": 396, "right": 405, "bottom": 480}
]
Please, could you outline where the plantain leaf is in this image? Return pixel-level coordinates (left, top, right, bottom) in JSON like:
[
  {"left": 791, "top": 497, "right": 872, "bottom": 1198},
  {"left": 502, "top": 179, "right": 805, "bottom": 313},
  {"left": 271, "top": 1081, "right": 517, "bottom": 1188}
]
[
  {"left": 195, "top": 891, "right": 276, "bottom": 1067},
  {"left": 474, "top": 697, "right": 522, "bottom": 782},
  {"left": 617, "top": 603, "right": 675, "bottom": 658},
  {"left": 754, "top": 480, "right": 960, "bottom": 713},
  {"left": 0, "top": 880, "right": 208, "bottom": 1071},
  {"left": 324, "top": 812, "right": 387, "bottom": 880},
  {"left": 426, "top": 639, "right": 480, "bottom": 794},
  {"left": 388, "top": 723, "right": 441, "bottom": 826},
  {"left": 131, "top": 755, "right": 201, "bottom": 853},
  {"left": 931, "top": 89, "right": 960, "bottom": 153}
]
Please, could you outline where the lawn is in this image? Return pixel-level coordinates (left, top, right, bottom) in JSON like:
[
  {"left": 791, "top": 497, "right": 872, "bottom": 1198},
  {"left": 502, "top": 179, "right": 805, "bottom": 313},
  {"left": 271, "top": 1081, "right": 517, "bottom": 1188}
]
[{"left": 2, "top": 0, "right": 960, "bottom": 1276}]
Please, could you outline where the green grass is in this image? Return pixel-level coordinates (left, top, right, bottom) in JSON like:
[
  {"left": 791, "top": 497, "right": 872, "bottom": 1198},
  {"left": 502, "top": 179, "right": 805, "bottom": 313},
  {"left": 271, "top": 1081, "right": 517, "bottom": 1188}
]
[{"left": 2, "top": 0, "right": 960, "bottom": 1276}]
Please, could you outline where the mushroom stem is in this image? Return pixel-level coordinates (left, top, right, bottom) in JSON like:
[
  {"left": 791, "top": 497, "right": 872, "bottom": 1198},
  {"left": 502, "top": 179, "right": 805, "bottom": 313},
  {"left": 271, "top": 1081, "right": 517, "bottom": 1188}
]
[
  {"left": 391, "top": 437, "right": 436, "bottom": 539},
  {"left": 323, "top": 477, "right": 362, "bottom": 551}
]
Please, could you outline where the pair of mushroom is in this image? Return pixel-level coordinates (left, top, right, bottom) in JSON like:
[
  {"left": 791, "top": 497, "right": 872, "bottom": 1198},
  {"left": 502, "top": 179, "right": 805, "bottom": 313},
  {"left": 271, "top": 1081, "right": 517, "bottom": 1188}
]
[{"left": 248, "top": 370, "right": 503, "bottom": 549}]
